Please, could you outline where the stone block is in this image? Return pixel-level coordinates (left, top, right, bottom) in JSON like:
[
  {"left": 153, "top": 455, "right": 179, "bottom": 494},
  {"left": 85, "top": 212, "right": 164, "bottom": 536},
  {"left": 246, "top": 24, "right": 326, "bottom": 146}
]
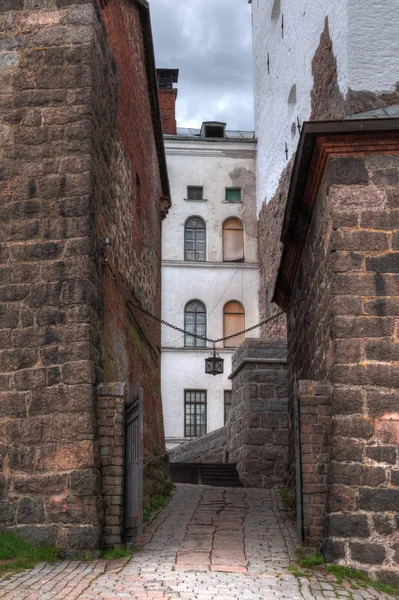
[
  {"left": 0, "top": 52, "right": 19, "bottom": 70},
  {"left": 365, "top": 445, "right": 397, "bottom": 464},
  {"left": 0, "top": 392, "right": 28, "bottom": 418},
  {"left": 13, "top": 474, "right": 68, "bottom": 495},
  {"left": 332, "top": 230, "right": 389, "bottom": 252},
  {"left": 359, "top": 488, "right": 399, "bottom": 511},
  {"left": 376, "top": 570, "right": 399, "bottom": 588},
  {"left": 0, "top": 500, "right": 15, "bottom": 523},
  {"left": 14, "top": 368, "right": 46, "bottom": 391},
  {"left": 367, "top": 253, "right": 399, "bottom": 273},
  {"left": 333, "top": 416, "right": 374, "bottom": 439},
  {"left": 6, "top": 525, "right": 56, "bottom": 546},
  {"left": 46, "top": 495, "right": 100, "bottom": 524},
  {"left": 331, "top": 316, "right": 394, "bottom": 339},
  {"left": 328, "top": 158, "right": 369, "bottom": 186},
  {"left": 330, "top": 462, "right": 386, "bottom": 486},
  {"left": 62, "top": 360, "right": 95, "bottom": 384},
  {"left": 350, "top": 542, "right": 385, "bottom": 564},
  {"left": 67, "top": 525, "right": 102, "bottom": 549},
  {"left": 245, "top": 429, "right": 274, "bottom": 446},
  {"left": 367, "top": 388, "right": 399, "bottom": 417},
  {"left": 328, "top": 514, "right": 370, "bottom": 538},
  {"left": 18, "top": 498, "right": 44, "bottom": 524},
  {"left": 328, "top": 484, "right": 357, "bottom": 512},
  {"left": 330, "top": 438, "right": 364, "bottom": 462},
  {"left": 373, "top": 515, "right": 394, "bottom": 536},
  {"left": 36, "top": 440, "right": 95, "bottom": 471}
]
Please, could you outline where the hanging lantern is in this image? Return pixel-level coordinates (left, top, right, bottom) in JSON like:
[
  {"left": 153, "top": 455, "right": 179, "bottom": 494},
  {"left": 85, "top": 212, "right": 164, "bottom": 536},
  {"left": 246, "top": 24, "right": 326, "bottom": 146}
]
[{"left": 205, "top": 345, "right": 224, "bottom": 376}]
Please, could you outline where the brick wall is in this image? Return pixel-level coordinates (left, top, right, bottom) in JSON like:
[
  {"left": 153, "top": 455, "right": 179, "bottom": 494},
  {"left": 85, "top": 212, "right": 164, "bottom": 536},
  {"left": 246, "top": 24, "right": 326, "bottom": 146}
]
[
  {"left": 287, "top": 154, "right": 399, "bottom": 584},
  {"left": 0, "top": 0, "right": 169, "bottom": 550},
  {"left": 298, "top": 381, "right": 332, "bottom": 548},
  {"left": 97, "top": 383, "right": 126, "bottom": 547},
  {"left": 226, "top": 339, "right": 288, "bottom": 488},
  {"left": 92, "top": 0, "right": 170, "bottom": 506},
  {"left": 158, "top": 88, "right": 177, "bottom": 135}
]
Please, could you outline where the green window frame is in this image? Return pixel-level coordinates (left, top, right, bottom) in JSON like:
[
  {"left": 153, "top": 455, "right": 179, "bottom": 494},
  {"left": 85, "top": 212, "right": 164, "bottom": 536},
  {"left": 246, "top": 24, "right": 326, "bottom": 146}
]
[{"left": 225, "top": 188, "right": 242, "bottom": 202}]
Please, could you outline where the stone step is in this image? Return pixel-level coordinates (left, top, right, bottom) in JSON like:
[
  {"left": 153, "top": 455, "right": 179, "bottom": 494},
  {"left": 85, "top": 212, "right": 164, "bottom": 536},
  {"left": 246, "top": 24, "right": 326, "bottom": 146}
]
[{"left": 170, "top": 463, "right": 242, "bottom": 487}]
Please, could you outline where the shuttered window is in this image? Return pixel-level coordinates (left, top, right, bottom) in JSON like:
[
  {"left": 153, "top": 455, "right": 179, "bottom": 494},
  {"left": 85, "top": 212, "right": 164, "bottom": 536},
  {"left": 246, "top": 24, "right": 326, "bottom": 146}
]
[
  {"left": 223, "top": 301, "right": 245, "bottom": 348},
  {"left": 223, "top": 218, "right": 244, "bottom": 262}
]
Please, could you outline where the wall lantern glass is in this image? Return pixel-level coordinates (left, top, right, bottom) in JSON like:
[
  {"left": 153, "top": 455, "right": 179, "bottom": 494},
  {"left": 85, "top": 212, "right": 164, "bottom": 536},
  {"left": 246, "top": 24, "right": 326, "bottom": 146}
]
[{"left": 205, "top": 346, "right": 224, "bottom": 376}]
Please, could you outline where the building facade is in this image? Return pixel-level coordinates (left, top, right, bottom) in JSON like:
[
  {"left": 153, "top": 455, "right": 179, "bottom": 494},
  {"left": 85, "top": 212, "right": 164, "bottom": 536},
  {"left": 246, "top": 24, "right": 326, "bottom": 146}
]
[
  {"left": 158, "top": 76, "right": 259, "bottom": 448},
  {"left": 246, "top": 0, "right": 399, "bottom": 584},
  {"left": 0, "top": 0, "right": 170, "bottom": 551}
]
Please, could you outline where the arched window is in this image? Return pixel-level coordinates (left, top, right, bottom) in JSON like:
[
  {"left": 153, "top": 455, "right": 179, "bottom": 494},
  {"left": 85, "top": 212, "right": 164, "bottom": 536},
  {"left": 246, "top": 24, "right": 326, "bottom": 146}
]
[
  {"left": 223, "top": 218, "right": 244, "bottom": 262},
  {"left": 223, "top": 301, "right": 245, "bottom": 348},
  {"left": 185, "top": 301, "right": 206, "bottom": 347},
  {"left": 185, "top": 217, "right": 206, "bottom": 262}
]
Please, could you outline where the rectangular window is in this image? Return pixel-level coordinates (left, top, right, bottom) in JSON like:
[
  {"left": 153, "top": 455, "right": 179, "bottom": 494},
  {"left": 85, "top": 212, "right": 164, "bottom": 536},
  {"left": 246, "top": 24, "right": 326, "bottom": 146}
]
[
  {"left": 185, "top": 390, "right": 207, "bottom": 437},
  {"left": 224, "top": 390, "right": 232, "bottom": 425},
  {"left": 187, "top": 186, "right": 204, "bottom": 201},
  {"left": 225, "top": 188, "right": 242, "bottom": 202}
]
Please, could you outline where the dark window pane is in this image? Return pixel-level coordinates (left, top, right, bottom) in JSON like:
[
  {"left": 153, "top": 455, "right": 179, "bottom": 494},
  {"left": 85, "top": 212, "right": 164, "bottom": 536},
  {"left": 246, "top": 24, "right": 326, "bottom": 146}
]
[
  {"left": 185, "top": 390, "right": 207, "bottom": 437},
  {"left": 225, "top": 188, "right": 241, "bottom": 202},
  {"left": 187, "top": 186, "right": 203, "bottom": 201},
  {"left": 185, "top": 217, "right": 206, "bottom": 262}
]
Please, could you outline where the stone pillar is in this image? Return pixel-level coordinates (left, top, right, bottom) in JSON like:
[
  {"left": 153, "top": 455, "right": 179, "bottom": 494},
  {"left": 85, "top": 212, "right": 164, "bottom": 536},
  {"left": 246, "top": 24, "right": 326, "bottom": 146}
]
[
  {"left": 298, "top": 381, "right": 332, "bottom": 547},
  {"left": 226, "top": 339, "right": 288, "bottom": 488},
  {"left": 97, "top": 382, "right": 127, "bottom": 548}
]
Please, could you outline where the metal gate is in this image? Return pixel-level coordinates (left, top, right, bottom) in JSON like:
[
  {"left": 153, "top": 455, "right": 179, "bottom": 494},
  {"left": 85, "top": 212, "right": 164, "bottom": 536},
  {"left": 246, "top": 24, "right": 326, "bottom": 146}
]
[
  {"left": 124, "top": 383, "right": 143, "bottom": 545},
  {"left": 293, "top": 376, "right": 303, "bottom": 542}
]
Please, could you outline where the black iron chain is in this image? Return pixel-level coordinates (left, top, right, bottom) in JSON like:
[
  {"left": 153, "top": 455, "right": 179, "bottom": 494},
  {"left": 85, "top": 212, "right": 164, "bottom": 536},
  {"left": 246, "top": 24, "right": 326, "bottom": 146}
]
[{"left": 127, "top": 297, "right": 303, "bottom": 345}]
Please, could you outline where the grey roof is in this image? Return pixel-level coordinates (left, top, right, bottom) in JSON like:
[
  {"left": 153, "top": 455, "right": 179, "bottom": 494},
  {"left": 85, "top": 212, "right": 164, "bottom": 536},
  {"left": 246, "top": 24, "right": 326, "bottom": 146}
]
[
  {"left": 346, "top": 103, "right": 399, "bottom": 120},
  {"left": 165, "top": 127, "right": 255, "bottom": 141}
]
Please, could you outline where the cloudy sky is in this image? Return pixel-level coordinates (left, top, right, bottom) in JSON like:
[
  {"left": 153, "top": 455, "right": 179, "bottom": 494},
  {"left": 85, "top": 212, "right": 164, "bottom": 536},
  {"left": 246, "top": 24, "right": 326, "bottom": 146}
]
[{"left": 149, "top": 0, "right": 254, "bottom": 131}]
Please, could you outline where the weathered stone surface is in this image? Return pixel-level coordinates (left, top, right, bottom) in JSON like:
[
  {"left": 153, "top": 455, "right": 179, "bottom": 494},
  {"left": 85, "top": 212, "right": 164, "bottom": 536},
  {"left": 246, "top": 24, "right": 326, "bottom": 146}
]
[
  {"left": 328, "top": 514, "right": 370, "bottom": 538},
  {"left": 18, "top": 498, "right": 45, "bottom": 524},
  {"left": 359, "top": 488, "right": 399, "bottom": 512},
  {"left": 373, "top": 515, "right": 394, "bottom": 536},
  {"left": 226, "top": 340, "right": 288, "bottom": 489},
  {"left": 350, "top": 542, "right": 385, "bottom": 564},
  {"left": 365, "top": 444, "right": 397, "bottom": 464}
]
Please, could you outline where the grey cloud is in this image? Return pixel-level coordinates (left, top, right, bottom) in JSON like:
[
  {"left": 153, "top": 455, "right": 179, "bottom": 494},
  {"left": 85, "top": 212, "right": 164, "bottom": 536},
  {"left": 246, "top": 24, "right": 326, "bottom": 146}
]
[{"left": 149, "top": 0, "right": 254, "bottom": 130}]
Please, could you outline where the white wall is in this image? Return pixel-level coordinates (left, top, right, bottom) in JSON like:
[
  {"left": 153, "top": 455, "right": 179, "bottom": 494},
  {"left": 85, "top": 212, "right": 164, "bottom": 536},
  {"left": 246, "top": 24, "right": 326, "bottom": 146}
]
[
  {"left": 161, "top": 264, "right": 259, "bottom": 349},
  {"left": 163, "top": 139, "right": 257, "bottom": 263},
  {"left": 162, "top": 349, "right": 234, "bottom": 446},
  {"left": 252, "top": 0, "right": 399, "bottom": 211},
  {"left": 161, "top": 135, "right": 259, "bottom": 445}
]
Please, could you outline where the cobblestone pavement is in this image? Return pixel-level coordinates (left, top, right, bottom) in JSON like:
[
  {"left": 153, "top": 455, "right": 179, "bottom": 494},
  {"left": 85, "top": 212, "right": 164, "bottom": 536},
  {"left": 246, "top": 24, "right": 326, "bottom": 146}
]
[{"left": 0, "top": 485, "right": 394, "bottom": 600}]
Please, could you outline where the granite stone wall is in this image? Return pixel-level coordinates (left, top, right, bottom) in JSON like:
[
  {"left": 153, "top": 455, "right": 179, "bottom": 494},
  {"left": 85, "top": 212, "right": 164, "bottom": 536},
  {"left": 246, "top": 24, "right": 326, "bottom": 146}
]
[
  {"left": 226, "top": 339, "right": 288, "bottom": 488},
  {"left": 287, "top": 155, "right": 399, "bottom": 584},
  {"left": 0, "top": 0, "right": 169, "bottom": 550}
]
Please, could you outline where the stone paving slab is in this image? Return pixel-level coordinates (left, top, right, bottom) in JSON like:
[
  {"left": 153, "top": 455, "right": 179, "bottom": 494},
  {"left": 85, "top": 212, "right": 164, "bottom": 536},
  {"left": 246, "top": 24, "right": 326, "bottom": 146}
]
[{"left": 0, "top": 485, "right": 395, "bottom": 600}]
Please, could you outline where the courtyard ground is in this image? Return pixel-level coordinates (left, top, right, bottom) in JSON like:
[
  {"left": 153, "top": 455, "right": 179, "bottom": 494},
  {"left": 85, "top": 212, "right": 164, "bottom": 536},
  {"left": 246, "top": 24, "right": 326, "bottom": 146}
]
[{"left": 0, "top": 485, "right": 395, "bottom": 600}]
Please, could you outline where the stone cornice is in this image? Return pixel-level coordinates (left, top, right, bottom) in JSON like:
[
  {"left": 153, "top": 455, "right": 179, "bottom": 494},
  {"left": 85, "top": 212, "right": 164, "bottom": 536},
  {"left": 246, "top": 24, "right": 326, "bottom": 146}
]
[{"left": 273, "top": 118, "right": 399, "bottom": 310}]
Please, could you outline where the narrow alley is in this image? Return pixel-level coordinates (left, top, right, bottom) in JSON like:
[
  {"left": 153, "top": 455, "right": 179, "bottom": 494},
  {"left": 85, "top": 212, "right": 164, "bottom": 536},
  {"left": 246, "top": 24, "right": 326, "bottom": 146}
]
[{"left": 0, "top": 485, "right": 394, "bottom": 600}]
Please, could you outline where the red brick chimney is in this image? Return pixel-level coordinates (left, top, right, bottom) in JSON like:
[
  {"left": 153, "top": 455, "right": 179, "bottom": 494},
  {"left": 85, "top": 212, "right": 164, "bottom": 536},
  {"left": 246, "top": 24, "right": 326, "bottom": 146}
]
[{"left": 157, "top": 69, "right": 179, "bottom": 135}]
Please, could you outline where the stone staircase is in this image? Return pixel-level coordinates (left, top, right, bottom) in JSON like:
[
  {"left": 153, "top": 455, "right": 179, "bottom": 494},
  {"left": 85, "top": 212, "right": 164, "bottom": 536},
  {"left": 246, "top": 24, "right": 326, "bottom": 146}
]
[
  {"left": 169, "top": 463, "right": 242, "bottom": 487},
  {"left": 168, "top": 427, "right": 227, "bottom": 464}
]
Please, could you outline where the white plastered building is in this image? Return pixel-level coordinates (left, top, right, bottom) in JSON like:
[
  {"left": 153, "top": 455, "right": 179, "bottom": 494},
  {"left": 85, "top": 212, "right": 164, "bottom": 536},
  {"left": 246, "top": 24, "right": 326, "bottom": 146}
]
[
  {"left": 250, "top": 0, "right": 399, "bottom": 212},
  {"left": 161, "top": 120, "right": 259, "bottom": 449}
]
